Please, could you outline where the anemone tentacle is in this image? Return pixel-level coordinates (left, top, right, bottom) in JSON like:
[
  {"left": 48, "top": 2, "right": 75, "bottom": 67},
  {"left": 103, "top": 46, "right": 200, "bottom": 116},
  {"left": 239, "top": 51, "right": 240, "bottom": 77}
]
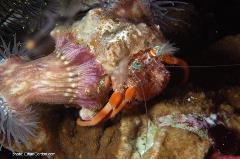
[{"left": 0, "top": 97, "right": 37, "bottom": 151}]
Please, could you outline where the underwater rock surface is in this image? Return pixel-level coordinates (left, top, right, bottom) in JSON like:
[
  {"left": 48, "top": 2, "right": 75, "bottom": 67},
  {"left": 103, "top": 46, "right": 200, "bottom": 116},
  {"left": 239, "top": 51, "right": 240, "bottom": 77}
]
[
  {"left": 23, "top": 86, "right": 240, "bottom": 159},
  {"left": 23, "top": 90, "right": 213, "bottom": 159}
]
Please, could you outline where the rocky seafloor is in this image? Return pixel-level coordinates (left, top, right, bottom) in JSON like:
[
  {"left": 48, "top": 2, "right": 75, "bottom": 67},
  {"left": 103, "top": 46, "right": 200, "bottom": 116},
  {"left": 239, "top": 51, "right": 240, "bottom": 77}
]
[{"left": 1, "top": 0, "right": 240, "bottom": 159}]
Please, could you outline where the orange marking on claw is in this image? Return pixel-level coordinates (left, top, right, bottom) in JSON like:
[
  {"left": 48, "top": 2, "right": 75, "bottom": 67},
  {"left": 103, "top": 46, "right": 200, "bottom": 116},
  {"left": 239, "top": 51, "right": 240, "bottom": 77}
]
[
  {"left": 149, "top": 50, "right": 156, "bottom": 57},
  {"left": 77, "top": 92, "right": 123, "bottom": 126},
  {"left": 109, "top": 92, "right": 123, "bottom": 108},
  {"left": 125, "top": 87, "right": 137, "bottom": 101},
  {"left": 76, "top": 104, "right": 112, "bottom": 126},
  {"left": 110, "top": 87, "right": 136, "bottom": 118}
]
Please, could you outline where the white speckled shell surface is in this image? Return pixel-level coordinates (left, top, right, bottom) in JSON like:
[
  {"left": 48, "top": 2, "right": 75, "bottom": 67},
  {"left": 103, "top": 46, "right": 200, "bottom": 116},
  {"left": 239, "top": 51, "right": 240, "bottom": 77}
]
[{"left": 51, "top": 8, "right": 165, "bottom": 74}]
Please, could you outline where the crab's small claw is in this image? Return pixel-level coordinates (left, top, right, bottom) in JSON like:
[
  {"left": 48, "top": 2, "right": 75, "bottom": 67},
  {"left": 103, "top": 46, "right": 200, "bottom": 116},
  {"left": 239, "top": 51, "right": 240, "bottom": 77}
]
[
  {"left": 160, "top": 54, "right": 189, "bottom": 84},
  {"left": 76, "top": 87, "right": 136, "bottom": 126},
  {"left": 77, "top": 92, "right": 123, "bottom": 126},
  {"left": 110, "top": 87, "right": 136, "bottom": 118}
]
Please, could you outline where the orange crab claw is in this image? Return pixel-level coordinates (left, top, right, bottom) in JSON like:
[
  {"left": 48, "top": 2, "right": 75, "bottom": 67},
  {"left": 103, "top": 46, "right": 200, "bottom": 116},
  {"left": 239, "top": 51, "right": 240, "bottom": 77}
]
[
  {"left": 110, "top": 87, "right": 137, "bottom": 118},
  {"left": 77, "top": 92, "right": 123, "bottom": 126},
  {"left": 76, "top": 87, "right": 137, "bottom": 126},
  {"left": 160, "top": 54, "right": 189, "bottom": 84}
]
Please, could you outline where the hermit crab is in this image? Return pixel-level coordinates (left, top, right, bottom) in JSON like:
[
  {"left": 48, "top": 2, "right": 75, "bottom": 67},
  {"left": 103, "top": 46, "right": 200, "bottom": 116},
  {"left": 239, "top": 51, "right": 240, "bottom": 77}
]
[
  {"left": 52, "top": 2, "right": 189, "bottom": 126},
  {"left": 0, "top": 0, "right": 189, "bottom": 149}
]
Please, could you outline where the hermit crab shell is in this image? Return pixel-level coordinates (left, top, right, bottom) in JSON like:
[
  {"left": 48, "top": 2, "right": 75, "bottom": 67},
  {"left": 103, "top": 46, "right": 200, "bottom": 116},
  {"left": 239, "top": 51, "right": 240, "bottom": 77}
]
[{"left": 51, "top": 8, "right": 166, "bottom": 74}]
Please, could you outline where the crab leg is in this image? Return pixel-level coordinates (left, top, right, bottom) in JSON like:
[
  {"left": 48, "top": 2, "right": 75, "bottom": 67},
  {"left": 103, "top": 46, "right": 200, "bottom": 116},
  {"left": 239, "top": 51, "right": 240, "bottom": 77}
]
[
  {"left": 110, "top": 87, "right": 137, "bottom": 118},
  {"left": 160, "top": 54, "right": 189, "bottom": 83},
  {"left": 77, "top": 92, "right": 123, "bottom": 126}
]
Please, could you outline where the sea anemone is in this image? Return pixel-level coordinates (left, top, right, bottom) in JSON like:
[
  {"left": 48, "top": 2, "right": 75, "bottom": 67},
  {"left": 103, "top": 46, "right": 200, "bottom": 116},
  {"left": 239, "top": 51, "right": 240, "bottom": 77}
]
[
  {"left": 0, "top": 34, "right": 105, "bottom": 150},
  {"left": 0, "top": 97, "right": 37, "bottom": 151},
  {"left": 0, "top": 38, "right": 36, "bottom": 151},
  {"left": 148, "top": 0, "right": 188, "bottom": 28},
  {"left": 0, "top": 0, "right": 59, "bottom": 40},
  {"left": 101, "top": 0, "right": 189, "bottom": 31}
]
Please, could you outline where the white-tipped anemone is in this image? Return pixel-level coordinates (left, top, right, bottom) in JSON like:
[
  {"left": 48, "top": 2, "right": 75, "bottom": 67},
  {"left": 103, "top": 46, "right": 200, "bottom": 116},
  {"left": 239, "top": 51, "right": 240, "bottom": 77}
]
[
  {"left": 149, "top": 0, "right": 189, "bottom": 29},
  {"left": 100, "top": 0, "right": 188, "bottom": 28},
  {"left": 151, "top": 42, "right": 178, "bottom": 57},
  {"left": 0, "top": 36, "right": 26, "bottom": 64},
  {"left": 0, "top": 96, "right": 38, "bottom": 151}
]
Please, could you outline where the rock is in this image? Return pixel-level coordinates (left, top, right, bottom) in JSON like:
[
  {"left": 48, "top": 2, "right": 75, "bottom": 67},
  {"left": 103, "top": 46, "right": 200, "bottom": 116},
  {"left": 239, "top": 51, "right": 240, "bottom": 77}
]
[
  {"left": 8, "top": 88, "right": 240, "bottom": 159},
  {"left": 55, "top": 90, "right": 212, "bottom": 159},
  {"left": 225, "top": 87, "right": 240, "bottom": 110},
  {"left": 208, "top": 35, "right": 240, "bottom": 64}
]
